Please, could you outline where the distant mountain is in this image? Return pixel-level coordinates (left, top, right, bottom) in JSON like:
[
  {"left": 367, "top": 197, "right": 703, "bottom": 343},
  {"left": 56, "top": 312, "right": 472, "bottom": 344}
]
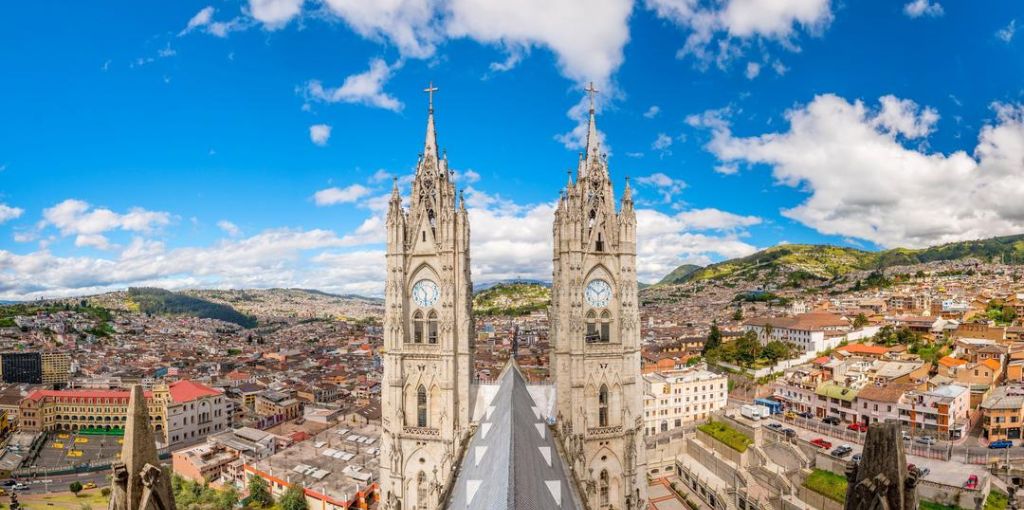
[
  {"left": 473, "top": 279, "right": 550, "bottom": 293},
  {"left": 658, "top": 234, "right": 1024, "bottom": 285},
  {"left": 656, "top": 264, "right": 703, "bottom": 286},
  {"left": 473, "top": 282, "right": 550, "bottom": 317},
  {"left": 127, "top": 287, "right": 257, "bottom": 328}
]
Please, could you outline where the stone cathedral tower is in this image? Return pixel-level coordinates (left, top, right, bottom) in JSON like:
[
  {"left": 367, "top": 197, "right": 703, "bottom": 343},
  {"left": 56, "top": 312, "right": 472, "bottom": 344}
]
[
  {"left": 551, "top": 84, "right": 647, "bottom": 510},
  {"left": 380, "top": 85, "right": 474, "bottom": 510}
]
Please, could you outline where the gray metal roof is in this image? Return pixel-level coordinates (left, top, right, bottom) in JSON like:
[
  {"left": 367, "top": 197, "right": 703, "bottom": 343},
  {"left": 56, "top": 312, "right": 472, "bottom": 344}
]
[{"left": 445, "top": 364, "right": 583, "bottom": 510}]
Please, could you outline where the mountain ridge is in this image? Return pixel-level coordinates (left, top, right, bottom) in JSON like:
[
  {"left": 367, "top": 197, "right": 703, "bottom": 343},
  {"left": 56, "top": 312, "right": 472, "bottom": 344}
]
[{"left": 657, "top": 233, "right": 1024, "bottom": 286}]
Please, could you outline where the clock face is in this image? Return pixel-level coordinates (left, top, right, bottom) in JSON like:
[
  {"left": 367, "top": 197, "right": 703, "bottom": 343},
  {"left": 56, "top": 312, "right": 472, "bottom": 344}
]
[
  {"left": 412, "top": 279, "right": 440, "bottom": 307},
  {"left": 585, "top": 279, "right": 612, "bottom": 307}
]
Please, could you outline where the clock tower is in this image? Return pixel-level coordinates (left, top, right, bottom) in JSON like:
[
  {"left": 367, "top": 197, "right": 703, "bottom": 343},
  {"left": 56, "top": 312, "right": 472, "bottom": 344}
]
[
  {"left": 550, "top": 83, "right": 647, "bottom": 509},
  {"left": 379, "top": 84, "right": 474, "bottom": 510}
]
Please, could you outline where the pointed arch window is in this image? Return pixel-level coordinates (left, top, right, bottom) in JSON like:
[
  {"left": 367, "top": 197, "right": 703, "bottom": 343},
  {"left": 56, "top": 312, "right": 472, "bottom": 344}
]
[
  {"left": 427, "top": 310, "right": 438, "bottom": 344},
  {"left": 589, "top": 209, "right": 596, "bottom": 229},
  {"left": 585, "top": 310, "right": 599, "bottom": 343},
  {"left": 599, "top": 469, "right": 610, "bottom": 507},
  {"left": 600, "top": 310, "right": 611, "bottom": 342},
  {"left": 417, "top": 385, "right": 428, "bottom": 427},
  {"left": 412, "top": 311, "right": 424, "bottom": 344},
  {"left": 417, "top": 471, "right": 428, "bottom": 509},
  {"left": 596, "top": 232, "right": 604, "bottom": 252},
  {"left": 598, "top": 384, "right": 609, "bottom": 427}
]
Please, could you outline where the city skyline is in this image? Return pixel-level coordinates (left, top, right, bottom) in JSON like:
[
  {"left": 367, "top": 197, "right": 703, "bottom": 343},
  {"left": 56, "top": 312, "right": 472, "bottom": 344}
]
[{"left": 2, "top": 0, "right": 1023, "bottom": 300}]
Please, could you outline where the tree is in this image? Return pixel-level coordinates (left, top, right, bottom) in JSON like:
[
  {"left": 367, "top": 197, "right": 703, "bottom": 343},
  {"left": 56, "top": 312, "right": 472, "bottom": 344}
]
[
  {"left": 732, "top": 308, "right": 744, "bottom": 321},
  {"left": 247, "top": 475, "right": 273, "bottom": 509},
  {"left": 853, "top": 313, "right": 869, "bottom": 329},
  {"left": 703, "top": 322, "right": 722, "bottom": 355},
  {"left": 70, "top": 481, "right": 83, "bottom": 496},
  {"left": 217, "top": 486, "right": 240, "bottom": 510},
  {"left": 278, "top": 484, "right": 308, "bottom": 510},
  {"left": 762, "top": 341, "right": 792, "bottom": 366},
  {"left": 734, "top": 331, "right": 762, "bottom": 367}
]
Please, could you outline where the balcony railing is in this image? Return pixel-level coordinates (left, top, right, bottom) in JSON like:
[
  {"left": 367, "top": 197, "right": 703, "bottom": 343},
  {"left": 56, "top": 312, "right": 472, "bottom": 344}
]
[
  {"left": 403, "top": 426, "right": 440, "bottom": 437},
  {"left": 587, "top": 425, "right": 623, "bottom": 437}
]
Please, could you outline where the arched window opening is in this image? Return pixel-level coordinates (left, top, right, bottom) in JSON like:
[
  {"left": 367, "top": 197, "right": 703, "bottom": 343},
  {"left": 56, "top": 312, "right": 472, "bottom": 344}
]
[
  {"left": 599, "top": 384, "right": 609, "bottom": 427},
  {"left": 428, "top": 209, "right": 436, "bottom": 227},
  {"left": 417, "top": 471, "right": 428, "bottom": 509},
  {"left": 600, "top": 310, "right": 611, "bottom": 342},
  {"left": 661, "top": 420, "right": 668, "bottom": 432},
  {"left": 589, "top": 209, "right": 596, "bottom": 229},
  {"left": 599, "top": 469, "right": 610, "bottom": 507},
  {"left": 412, "top": 311, "right": 424, "bottom": 344},
  {"left": 427, "top": 311, "right": 438, "bottom": 344},
  {"left": 596, "top": 232, "right": 604, "bottom": 252},
  {"left": 417, "top": 385, "right": 428, "bottom": 427},
  {"left": 422, "top": 231, "right": 426, "bottom": 242},
  {"left": 585, "top": 310, "right": 599, "bottom": 343}
]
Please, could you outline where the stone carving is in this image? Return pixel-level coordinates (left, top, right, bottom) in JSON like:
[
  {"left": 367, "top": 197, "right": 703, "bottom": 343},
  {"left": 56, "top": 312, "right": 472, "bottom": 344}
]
[{"left": 844, "top": 421, "right": 918, "bottom": 510}]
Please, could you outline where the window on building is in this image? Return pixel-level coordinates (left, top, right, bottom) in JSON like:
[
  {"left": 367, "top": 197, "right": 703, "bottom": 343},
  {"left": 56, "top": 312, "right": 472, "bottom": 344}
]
[
  {"left": 413, "top": 311, "right": 424, "bottom": 343},
  {"left": 599, "top": 470, "right": 609, "bottom": 508},
  {"left": 600, "top": 311, "right": 611, "bottom": 342},
  {"left": 417, "top": 386, "right": 427, "bottom": 427},
  {"left": 599, "top": 385, "right": 609, "bottom": 427},
  {"left": 586, "top": 311, "right": 599, "bottom": 343},
  {"left": 427, "top": 310, "right": 438, "bottom": 344},
  {"left": 417, "top": 471, "right": 428, "bottom": 508}
]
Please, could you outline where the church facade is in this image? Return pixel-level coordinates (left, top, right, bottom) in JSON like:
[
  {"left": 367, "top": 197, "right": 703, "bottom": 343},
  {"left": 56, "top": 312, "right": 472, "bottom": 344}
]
[{"left": 380, "top": 86, "right": 646, "bottom": 510}]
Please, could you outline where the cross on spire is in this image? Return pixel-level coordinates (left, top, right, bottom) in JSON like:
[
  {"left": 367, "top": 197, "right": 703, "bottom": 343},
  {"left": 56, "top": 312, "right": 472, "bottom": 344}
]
[
  {"left": 424, "top": 81, "right": 439, "bottom": 111},
  {"left": 585, "top": 81, "right": 599, "bottom": 113}
]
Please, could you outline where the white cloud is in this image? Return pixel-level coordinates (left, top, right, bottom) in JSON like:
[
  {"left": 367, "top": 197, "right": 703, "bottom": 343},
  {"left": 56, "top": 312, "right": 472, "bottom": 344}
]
[
  {"left": 645, "top": 0, "right": 832, "bottom": 69},
  {"left": 305, "top": 59, "right": 403, "bottom": 112},
  {"left": 313, "top": 184, "right": 372, "bottom": 206},
  {"left": 745, "top": 61, "right": 761, "bottom": 79},
  {"left": 634, "top": 207, "right": 760, "bottom": 282},
  {"left": 997, "top": 19, "right": 1017, "bottom": 43},
  {"left": 455, "top": 169, "right": 481, "bottom": 183},
  {"left": 75, "top": 234, "right": 113, "bottom": 250},
  {"left": 0, "top": 204, "right": 23, "bottom": 224},
  {"left": 643, "top": 105, "right": 661, "bottom": 119},
  {"left": 697, "top": 94, "right": 1024, "bottom": 248},
  {"left": 217, "top": 220, "right": 242, "bottom": 237},
  {"left": 445, "top": 0, "right": 632, "bottom": 86},
  {"left": 652, "top": 133, "right": 673, "bottom": 151},
  {"left": 635, "top": 172, "right": 687, "bottom": 203},
  {"left": 248, "top": 0, "right": 304, "bottom": 29},
  {"left": 42, "top": 200, "right": 171, "bottom": 237},
  {"left": 321, "top": 0, "right": 442, "bottom": 59},
  {"left": 309, "top": 124, "right": 332, "bottom": 146},
  {"left": 903, "top": 0, "right": 943, "bottom": 18},
  {"left": 180, "top": 6, "right": 215, "bottom": 35}
]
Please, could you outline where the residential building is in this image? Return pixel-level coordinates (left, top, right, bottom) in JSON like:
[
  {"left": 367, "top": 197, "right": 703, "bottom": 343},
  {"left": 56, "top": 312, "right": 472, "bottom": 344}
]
[
  {"left": 642, "top": 366, "right": 727, "bottom": 436},
  {"left": 981, "top": 386, "right": 1024, "bottom": 441},
  {"left": 254, "top": 391, "right": 301, "bottom": 421},
  {"left": 898, "top": 384, "right": 971, "bottom": 439}
]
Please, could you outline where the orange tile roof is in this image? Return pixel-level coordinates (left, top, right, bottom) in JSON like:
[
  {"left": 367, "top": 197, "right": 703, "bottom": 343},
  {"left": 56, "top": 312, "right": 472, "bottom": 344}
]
[
  {"left": 938, "top": 356, "right": 968, "bottom": 368},
  {"left": 168, "top": 380, "right": 222, "bottom": 403},
  {"left": 838, "top": 343, "right": 889, "bottom": 356},
  {"left": 981, "top": 359, "right": 1002, "bottom": 372}
]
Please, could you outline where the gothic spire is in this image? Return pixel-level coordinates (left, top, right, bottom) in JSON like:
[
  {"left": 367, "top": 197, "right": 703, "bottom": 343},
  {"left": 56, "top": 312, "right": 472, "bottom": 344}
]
[
  {"left": 423, "top": 82, "right": 439, "bottom": 159},
  {"left": 584, "top": 81, "right": 601, "bottom": 159},
  {"left": 623, "top": 176, "right": 633, "bottom": 203}
]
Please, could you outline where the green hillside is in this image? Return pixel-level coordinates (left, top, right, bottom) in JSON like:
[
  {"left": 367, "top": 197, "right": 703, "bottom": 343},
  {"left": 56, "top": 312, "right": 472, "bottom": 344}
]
[
  {"left": 656, "top": 264, "right": 703, "bottom": 285},
  {"left": 660, "top": 234, "right": 1024, "bottom": 285},
  {"left": 473, "top": 283, "right": 550, "bottom": 317},
  {"left": 126, "top": 287, "right": 257, "bottom": 328}
]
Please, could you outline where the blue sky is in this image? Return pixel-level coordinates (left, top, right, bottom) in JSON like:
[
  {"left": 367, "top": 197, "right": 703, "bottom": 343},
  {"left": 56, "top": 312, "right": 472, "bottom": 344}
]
[{"left": 1, "top": 0, "right": 1022, "bottom": 299}]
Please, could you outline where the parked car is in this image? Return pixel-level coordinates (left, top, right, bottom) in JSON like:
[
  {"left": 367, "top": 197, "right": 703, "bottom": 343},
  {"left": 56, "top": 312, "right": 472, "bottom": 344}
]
[
  {"left": 965, "top": 475, "right": 979, "bottom": 490},
  {"left": 798, "top": 411, "right": 814, "bottom": 419},
  {"left": 832, "top": 445, "right": 853, "bottom": 457},
  {"left": 989, "top": 439, "right": 1014, "bottom": 449},
  {"left": 0, "top": 480, "right": 15, "bottom": 488},
  {"left": 766, "top": 422, "right": 783, "bottom": 430},
  {"left": 847, "top": 422, "right": 868, "bottom": 432},
  {"left": 810, "top": 438, "right": 833, "bottom": 449},
  {"left": 783, "top": 428, "right": 797, "bottom": 438},
  {"left": 915, "top": 436, "right": 936, "bottom": 445},
  {"left": 12, "top": 483, "right": 28, "bottom": 491},
  {"left": 851, "top": 453, "right": 862, "bottom": 463},
  {"left": 784, "top": 411, "right": 797, "bottom": 420},
  {"left": 822, "top": 416, "right": 841, "bottom": 426},
  {"left": 901, "top": 432, "right": 911, "bottom": 441},
  {"left": 83, "top": 482, "right": 97, "bottom": 490}
]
